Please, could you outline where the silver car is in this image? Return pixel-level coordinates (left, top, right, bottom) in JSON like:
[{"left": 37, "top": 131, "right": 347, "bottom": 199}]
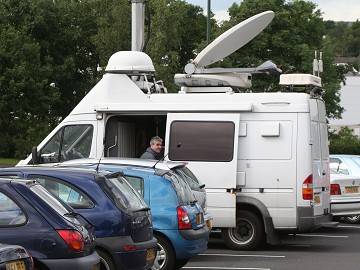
[{"left": 330, "top": 155, "right": 360, "bottom": 223}]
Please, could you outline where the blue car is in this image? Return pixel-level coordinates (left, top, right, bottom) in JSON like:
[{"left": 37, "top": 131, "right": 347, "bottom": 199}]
[
  {"left": 58, "top": 160, "right": 210, "bottom": 270},
  {"left": 0, "top": 178, "right": 100, "bottom": 270},
  {"left": 0, "top": 167, "right": 157, "bottom": 270}
]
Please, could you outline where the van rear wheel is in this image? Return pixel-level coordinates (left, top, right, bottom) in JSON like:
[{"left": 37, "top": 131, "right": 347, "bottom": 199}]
[
  {"left": 344, "top": 215, "right": 360, "bottom": 224},
  {"left": 222, "top": 210, "right": 264, "bottom": 250}
]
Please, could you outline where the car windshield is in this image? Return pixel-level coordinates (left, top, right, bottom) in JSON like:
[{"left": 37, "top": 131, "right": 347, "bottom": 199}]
[
  {"left": 30, "top": 184, "right": 80, "bottom": 225},
  {"left": 351, "top": 157, "right": 360, "bottom": 168},
  {"left": 174, "top": 166, "right": 203, "bottom": 191},
  {"left": 166, "top": 172, "right": 196, "bottom": 205},
  {"left": 103, "top": 174, "right": 148, "bottom": 212}
]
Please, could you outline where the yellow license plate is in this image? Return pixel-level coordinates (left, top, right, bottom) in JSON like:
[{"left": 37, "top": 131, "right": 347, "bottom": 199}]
[
  {"left": 314, "top": 195, "right": 321, "bottom": 204},
  {"left": 146, "top": 248, "right": 156, "bottom": 262},
  {"left": 206, "top": 219, "right": 213, "bottom": 230},
  {"left": 345, "top": 186, "right": 359, "bottom": 193},
  {"left": 196, "top": 213, "right": 204, "bottom": 225},
  {"left": 6, "top": 261, "right": 26, "bottom": 270}
]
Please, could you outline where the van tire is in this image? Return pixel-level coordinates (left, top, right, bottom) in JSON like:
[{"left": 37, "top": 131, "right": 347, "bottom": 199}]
[
  {"left": 97, "top": 249, "right": 115, "bottom": 270},
  {"left": 344, "top": 215, "right": 360, "bottom": 224},
  {"left": 152, "top": 235, "right": 175, "bottom": 270},
  {"left": 222, "top": 210, "right": 264, "bottom": 250}
]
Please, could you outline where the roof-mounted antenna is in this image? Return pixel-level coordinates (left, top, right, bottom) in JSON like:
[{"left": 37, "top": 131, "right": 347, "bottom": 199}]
[
  {"left": 152, "top": 143, "right": 180, "bottom": 169},
  {"left": 313, "top": 50, "right": 318, "bottom": 76},
  {"left": 95, "top": 146, "right": 105, "bottom": 173}
]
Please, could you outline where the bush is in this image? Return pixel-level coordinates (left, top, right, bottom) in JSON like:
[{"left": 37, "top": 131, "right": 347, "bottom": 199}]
[{"left": 329, "top": 127, "right": 360, "bottom": 154}]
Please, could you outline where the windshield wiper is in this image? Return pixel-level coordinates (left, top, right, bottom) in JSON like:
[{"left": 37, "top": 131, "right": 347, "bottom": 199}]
[
  {"left": 64, "top": 211, "right": 80, "bottom": 218},
  {"left": 132, "top": 207, "right": 151, "bottom": 213}
]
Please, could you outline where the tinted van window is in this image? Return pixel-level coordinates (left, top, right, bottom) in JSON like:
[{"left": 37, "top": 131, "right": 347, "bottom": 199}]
[
  {"left": 169, "top": 121, "right": 235, "bottom": 162},
  {"left": 0, "top": 192, "right": 26, "bottom": 226}
]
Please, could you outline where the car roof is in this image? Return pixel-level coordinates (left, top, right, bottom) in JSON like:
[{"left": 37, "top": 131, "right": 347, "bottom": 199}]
[
  {"left": 0, "top": 177, "right": 35, "bottom": 185},
  {"left": 330, "top": 155, "right": 360, "bottom": 158},
  {"left": 60, "top": 158, "right": 186, "bottom": 171},
  {"left": 1, "top": 166, "right": 108, "bottom": 178}
]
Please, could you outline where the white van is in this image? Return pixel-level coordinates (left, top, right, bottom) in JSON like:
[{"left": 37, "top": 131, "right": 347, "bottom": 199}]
[{"left": 19, "top": 11, "right": 334, "bottom": 250}]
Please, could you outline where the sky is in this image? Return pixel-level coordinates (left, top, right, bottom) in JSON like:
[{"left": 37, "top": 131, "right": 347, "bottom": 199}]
[{"left": 186, "top": 0, "right": 360, "bottom": 22}]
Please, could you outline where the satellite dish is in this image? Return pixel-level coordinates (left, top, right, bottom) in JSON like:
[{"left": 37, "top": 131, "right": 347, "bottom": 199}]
[{"left": 189, "top": 11, "right": 274, "bottom": 73}]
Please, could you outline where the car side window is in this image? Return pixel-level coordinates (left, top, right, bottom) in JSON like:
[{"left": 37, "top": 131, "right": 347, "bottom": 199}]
[
  {"left": 39, "top": 125, "right": 93, "bottom": 163},
  {"left": 0, "top": 192, "right": 27, "bottom": 226},
  {"left": 124, "top": 176, "right": 145, "bottom": 197},
  {"left": 330, "top": 158, "right": 350, "bottom": 175},
  {"left": 28, "top": 175, "right": 94, "bottom": 209}
]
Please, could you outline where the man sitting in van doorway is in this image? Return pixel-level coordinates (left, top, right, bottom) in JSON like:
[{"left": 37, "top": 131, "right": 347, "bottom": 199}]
[{"left": 140, "top": 136, "right": 163, "bottom": 160}]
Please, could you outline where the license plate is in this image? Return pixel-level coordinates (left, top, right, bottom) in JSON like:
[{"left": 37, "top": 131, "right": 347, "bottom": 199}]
[
  {"left": 345, "top": 186, "right": 359, "bottom": 193},
  {"left": 146, "top": 248, "right": 156, "bottom": 262},
  {"left": 196, "top": 213, "right": 204, "bottom": 225},
  {"left": 314, "top": 194, "right": 321, "bottom": 205},
  {"left": 6, "top": 261, "right": 26, "bottom": 270},
  {"left": 206, "top": 219, "right": 213, "bottom": 230}
]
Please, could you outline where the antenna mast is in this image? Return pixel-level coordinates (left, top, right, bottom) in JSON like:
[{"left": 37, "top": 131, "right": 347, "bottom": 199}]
[{"left": 131, "top": 0, "right": 146, "bottom": 51}]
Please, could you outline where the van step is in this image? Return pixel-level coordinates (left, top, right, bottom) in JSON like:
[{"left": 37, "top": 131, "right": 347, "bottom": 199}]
[{"left": 321, "top": 221, "right": 339, "bottom": 228}]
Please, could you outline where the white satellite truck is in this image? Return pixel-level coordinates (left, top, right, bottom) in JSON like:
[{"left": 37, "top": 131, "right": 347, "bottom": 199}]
[{"left": 19, "top": 7, "right": 335, "bottom": 250}]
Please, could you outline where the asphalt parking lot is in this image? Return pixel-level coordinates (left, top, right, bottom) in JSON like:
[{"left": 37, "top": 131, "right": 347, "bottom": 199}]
[{"left": 183, "top": 222, "right": 360, "bottom": 270}]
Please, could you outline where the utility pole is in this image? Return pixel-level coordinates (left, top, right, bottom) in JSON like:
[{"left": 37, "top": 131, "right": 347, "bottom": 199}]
[{"left": 206, "top": 0, "right": 211, "bottom": 44}]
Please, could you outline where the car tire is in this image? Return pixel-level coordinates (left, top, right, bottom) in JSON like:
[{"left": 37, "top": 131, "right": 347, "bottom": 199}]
[
  {"left": 97, "top": 249, "right": 115, "bottom": 270},
  {"left": 152, "top": 235, "right": 175, "bottom": 270},
  {"left": 222, "top": 210, "right": 264, "bottom": 250},
  {"left": 174, "top": 258, "right": 189, "bottom": 269},
  {"left": 344, "top": 215, "right": 360, "bottom": 224}
]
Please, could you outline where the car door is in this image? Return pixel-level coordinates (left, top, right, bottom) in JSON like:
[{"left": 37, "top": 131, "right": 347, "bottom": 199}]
[
  {"left": 165, "top": 113, "right": 240, "bottom": 227},
  {"left": 0, "top": 185, "right": 55, "bottom": 258}
]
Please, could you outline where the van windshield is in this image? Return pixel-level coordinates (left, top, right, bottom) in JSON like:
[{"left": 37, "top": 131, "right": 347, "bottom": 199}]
[
  {"left": 102, "top": 174, "right": 148, "bottom": 212},
  {"left": 166, "top": 172, "right": 196, "bottom": 205}
]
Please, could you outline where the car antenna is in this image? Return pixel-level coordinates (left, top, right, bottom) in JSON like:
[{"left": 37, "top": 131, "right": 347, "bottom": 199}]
[
  {"left": 152, "top": 143, "right": 181, "bottom": 169},
  {"left": 95, "top": 147, "right": 105, "bottom": 173},
  {"left": 153, "top": 153, "right": 169, "bottom": 169}
]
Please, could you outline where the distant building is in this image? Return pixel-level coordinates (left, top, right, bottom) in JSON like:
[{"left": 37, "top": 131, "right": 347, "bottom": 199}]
[{"left": 329, "top": 76, "right": 360, "bottom": 136}]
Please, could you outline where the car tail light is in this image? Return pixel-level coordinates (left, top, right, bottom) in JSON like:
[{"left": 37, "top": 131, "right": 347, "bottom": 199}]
[
  {"left": 302, "top": 174, "right": 313, "bottom": 200},
  {"left": 123, "top": 245, "right": 137, "bottom": 251},
  {"left": 331, "top": 184, "right": 341, "bottom": 195},
  {"left": 57, "top": 229, "right": 84, "bottom": 252},
  {"left": 177, "top": 206, "right": 192, "bottom": 230}
]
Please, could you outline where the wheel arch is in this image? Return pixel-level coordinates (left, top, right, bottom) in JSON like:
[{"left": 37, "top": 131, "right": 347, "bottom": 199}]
[{"left": 236, "top": 196, "right": 280, "bottom": 245}]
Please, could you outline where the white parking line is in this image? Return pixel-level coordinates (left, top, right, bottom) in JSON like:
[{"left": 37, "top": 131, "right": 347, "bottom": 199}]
[
  {"left": 183, "top": 267, "right": 270, "bottom": 270},
  {"left": 288, "top": 233, "right": 348, "bottom": 238},
  {"left": 199, "top": 253, "right": 285, "bottom": 258},
  {"left": 338, "top": 225, "right": 360, "bottom": 229}
]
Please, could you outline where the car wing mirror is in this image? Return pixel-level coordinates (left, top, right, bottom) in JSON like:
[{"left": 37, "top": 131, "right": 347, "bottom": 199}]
[{"left": 31, "top": 146, "right": 40, "bottom": 164}]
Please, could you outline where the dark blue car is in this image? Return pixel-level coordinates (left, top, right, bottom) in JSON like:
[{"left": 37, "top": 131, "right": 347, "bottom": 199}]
[
  {"left": 58, "top": 161, "right": 210, "bottom": 270},
  {"left": 0, "top": 167, "right": 157, "bottom": 270},
  {"left": 0, "top": 178, "right": 100, "bottom": 270}
]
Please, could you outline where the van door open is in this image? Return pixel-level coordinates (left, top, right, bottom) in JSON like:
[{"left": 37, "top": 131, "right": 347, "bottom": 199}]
[
  {"left": 310, "top": 99, "right": 330, "bottom": 216},
  {"left": 165, "top": 113, "right": 240, "bottom": 227}
]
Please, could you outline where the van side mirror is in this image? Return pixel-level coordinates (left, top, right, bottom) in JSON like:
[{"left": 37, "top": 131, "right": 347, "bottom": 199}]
[{"left": 31, "top": 146, "right": 39, "bottom": 164}]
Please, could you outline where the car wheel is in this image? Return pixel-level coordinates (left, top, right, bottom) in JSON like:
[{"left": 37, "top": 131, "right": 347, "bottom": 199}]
[
  {"left": 174, "top": 258, "right": 189, "bottom": 269},
  {"left": 222, "top": 210, "right": 264, "bottom": 250},
  {"left": 97, "top": 249, "right": 115, "bottom": 270},
  {"left": 151, "top": 235, "right": 175, "bottom": 270},
  {"left": 344, "top": 215, "right": 360, "bottom": 224}
]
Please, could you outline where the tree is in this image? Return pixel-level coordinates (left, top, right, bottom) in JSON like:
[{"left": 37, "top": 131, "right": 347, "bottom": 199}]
[{"left": 214, "top": 0, "right": 344, "bottom": 118}]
